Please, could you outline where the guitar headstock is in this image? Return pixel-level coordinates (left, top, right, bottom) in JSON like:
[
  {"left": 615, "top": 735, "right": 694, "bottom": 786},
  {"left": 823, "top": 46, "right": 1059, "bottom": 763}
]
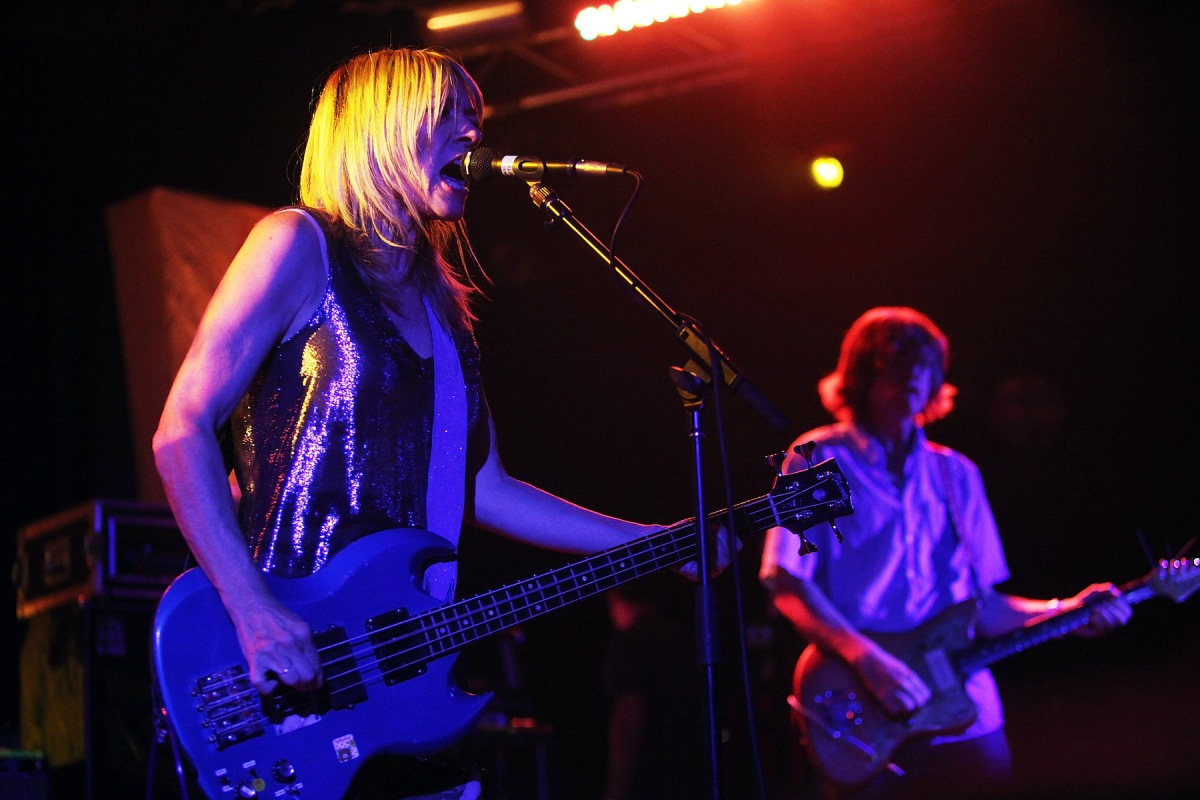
[
  {"left": 768, "top": 457, "right": 854, "bottom": 538},
  {"left": 1148, "top": 556, "right": 1200, "bottom": 603}
]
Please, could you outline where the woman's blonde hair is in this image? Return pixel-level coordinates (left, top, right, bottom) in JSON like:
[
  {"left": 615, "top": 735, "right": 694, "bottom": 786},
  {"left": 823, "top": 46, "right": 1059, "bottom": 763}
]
[{"left": 299, "top": 48, "right": 484, "bottom": 332}]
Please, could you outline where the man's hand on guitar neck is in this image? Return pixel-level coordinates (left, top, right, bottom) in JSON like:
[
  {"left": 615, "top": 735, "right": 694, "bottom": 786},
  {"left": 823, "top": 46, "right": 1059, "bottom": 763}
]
[
  {"left": 993, "top": 582, "right": 1133, "bottom": 639},
  {"left": 1059, "top": 582, "right": 1134, "bottom": 639}
]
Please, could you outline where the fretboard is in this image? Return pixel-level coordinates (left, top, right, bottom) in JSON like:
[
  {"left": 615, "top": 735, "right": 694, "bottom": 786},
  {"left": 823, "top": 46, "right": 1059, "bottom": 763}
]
[
  {"left": 959, "top": 575, "right": 1155, "bottom": 675},
  {"left": 411, "top": 501, "right": 748, "bottom": 660}
]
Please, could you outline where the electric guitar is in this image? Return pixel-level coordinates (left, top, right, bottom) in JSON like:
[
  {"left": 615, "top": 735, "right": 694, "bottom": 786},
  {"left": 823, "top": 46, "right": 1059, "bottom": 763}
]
[
  {"left": 153, "top": 458, "right": 852, "bottom": 799},
  {"left": 791, "top": 556, "right": 1200, "bottom": 789}
]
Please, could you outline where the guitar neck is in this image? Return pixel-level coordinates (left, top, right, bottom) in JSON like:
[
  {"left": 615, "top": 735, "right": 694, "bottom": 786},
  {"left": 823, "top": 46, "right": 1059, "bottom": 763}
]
[
  {"left": 353, "top": 458, "right": 852, "bottom": 678},
  {"left": 396, "top": 462, "right": 850, "bottom": 668},
  {"left": 409, "top": 503, "right": 745, "bottom": 661},
  {"left": 959, "top": 575, "right": 1155, "bottom": 675}
]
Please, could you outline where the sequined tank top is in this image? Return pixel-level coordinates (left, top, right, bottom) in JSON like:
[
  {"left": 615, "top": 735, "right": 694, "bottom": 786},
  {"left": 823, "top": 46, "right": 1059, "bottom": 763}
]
[{"left": 231, "top": 210, "right": 488, "bottom": 577}]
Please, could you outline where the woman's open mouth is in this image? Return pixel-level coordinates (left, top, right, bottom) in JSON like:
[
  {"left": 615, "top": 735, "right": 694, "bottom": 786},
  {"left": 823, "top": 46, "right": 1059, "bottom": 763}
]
[{"left": 440, "top": 156, "right": 468, "bottom": 191}]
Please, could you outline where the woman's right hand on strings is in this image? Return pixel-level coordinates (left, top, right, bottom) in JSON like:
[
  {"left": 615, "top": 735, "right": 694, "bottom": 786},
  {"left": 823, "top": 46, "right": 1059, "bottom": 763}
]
[{"left": 230, "top": 596, "right": 324, "bottom": 695}]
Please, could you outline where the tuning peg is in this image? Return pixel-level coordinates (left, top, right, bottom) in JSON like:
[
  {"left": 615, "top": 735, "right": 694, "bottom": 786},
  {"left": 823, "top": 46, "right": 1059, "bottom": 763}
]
[
  {"left": 797, "top": 535, "right": 818, "bottom": 556},
  {"left": 793, "top": 441, "right": 817, "bottom": 469},
  {"left": 764, "top": 451, "right": 788, "bottom": 475}
]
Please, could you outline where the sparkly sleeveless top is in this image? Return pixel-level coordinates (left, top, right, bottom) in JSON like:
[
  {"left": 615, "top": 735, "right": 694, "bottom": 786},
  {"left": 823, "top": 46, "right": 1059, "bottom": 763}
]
[{"left": 231, "top": 211, "right": 488, "bottom": 578}]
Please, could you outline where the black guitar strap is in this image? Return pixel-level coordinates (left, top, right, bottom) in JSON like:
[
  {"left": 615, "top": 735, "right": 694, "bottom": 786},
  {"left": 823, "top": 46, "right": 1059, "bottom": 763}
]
[{"left": 937, "top": 453, "right": 985, "bottom": 603}]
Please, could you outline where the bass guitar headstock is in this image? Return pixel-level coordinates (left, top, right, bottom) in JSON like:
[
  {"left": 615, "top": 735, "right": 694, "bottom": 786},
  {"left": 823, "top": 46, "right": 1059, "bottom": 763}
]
[{"left": 766, "top": 456, "right": 854, "bottom": 554}]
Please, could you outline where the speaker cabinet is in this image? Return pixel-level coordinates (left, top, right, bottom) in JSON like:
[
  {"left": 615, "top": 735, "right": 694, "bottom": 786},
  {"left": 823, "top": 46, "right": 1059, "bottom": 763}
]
[
  {"left": 0, "top": 749, "right": 49, "bottom": 800},
  {"left": 20, "top": 599, "right": 183, "bottom": 799}
]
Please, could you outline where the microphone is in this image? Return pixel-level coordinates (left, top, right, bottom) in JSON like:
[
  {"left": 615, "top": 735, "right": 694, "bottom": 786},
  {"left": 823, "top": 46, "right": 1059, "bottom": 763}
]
[{"left": 460, "top": 146, "right": 628, "bottom": 182}]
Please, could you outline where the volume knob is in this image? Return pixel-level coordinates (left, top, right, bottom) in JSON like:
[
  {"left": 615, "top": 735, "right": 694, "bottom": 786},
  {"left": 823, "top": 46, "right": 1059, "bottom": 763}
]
[{"left": 273, "top": 759, "right": 297, "bottom": 783}]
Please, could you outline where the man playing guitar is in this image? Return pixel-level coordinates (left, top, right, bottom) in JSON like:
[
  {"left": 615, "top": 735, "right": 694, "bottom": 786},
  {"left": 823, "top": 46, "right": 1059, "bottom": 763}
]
[{"left": 759, "top": 307, "right": 1132, "bottom": 799}]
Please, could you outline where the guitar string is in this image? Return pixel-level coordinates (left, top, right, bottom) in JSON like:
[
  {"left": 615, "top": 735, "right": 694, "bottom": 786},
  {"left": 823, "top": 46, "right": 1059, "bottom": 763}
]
[
  {"left": 278, "top": 494, "right": 820, "bottom": 691},
  {"left": 192, "top": 491, "right": 839, "bottom": 740},
  {"left": 190, "top": 471, "right": 843, "bottom": 702},
  {"left": 195, "top": 526, "right": 698, "bottom": 735},
  {"left": 330, "top": 482, "right": 841, "bottom": 683},
  {"left": 195, "top": 535, "right": 696, "bottom": 742},
  {"left": 199, "top": 515, "right": 847, "bottom": 744},
  {"left": 189, "top": 480, "right": 847, "bottom": 740}
]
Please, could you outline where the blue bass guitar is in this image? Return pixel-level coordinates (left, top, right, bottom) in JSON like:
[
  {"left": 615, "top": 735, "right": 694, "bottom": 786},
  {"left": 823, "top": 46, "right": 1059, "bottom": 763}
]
[{"left": 153, "top": 458, "right": 851, "bottom": 799}]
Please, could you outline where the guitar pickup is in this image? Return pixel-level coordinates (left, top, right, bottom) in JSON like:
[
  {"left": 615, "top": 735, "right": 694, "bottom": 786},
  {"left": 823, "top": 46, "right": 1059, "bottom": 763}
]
[
  {"left": 313, "top": 625, "right": 368, "bottom": 711},
  {"left": 367, "top": 608, "right": 428, "bottom": 685}
]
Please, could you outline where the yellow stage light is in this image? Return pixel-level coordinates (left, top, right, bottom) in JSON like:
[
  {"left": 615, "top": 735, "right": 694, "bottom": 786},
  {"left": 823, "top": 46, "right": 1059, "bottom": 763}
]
[
  {"left": 811, "top": 157, "right": 844, "bottom": 189},
  {"left": 426, "top": 1, "right": 525, "bottom": 31}
]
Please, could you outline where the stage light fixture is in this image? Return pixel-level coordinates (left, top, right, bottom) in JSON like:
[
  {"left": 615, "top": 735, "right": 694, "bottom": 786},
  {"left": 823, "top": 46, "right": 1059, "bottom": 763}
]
[
  {"left": 575, "top": 0, "right": 746, "bottom": 41},
  {"left": 422, "top": 1, "right": 527, "bottom": 44}
]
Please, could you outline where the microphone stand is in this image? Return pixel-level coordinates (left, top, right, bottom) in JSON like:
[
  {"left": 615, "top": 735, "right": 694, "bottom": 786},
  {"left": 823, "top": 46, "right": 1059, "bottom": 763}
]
[
  {"left": 523, "top": 182, "right": 789, "bottom": 431},
  {"left": 523, "top": 179, "right": 790, "bottom": 800}
]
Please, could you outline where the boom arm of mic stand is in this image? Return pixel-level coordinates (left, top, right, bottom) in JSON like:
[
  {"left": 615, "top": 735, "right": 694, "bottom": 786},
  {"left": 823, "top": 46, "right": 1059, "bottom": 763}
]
[{"left": 526, "top": 181, "right": 791, "bottom": 432}]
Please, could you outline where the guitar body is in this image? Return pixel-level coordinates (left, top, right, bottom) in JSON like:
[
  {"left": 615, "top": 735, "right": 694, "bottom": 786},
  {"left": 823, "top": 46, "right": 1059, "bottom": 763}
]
[
  {"left": 792, "top": 601, "right": 980, "bottom": 788},
  {"left": 153, "top": 529, "right": 490, "bottom": 800}
]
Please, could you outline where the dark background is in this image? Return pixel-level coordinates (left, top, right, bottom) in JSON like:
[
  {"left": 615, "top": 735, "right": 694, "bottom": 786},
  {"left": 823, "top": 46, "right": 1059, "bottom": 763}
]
[{"left": 5, "top": 1, "right": 1199, "bottom": 798}]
